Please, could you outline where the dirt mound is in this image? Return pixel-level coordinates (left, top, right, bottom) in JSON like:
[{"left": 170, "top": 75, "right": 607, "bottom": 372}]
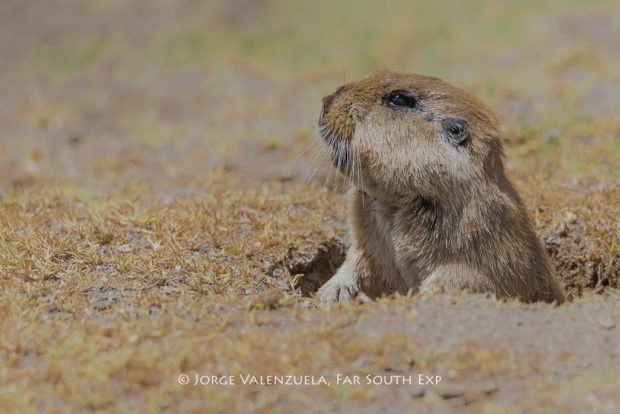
[{"left": 533, "top": 181, "right": 619, "bottom": 298}]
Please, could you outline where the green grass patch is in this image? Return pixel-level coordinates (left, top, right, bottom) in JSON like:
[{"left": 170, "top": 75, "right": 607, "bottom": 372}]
[{"left": 33, "top": 38, "right": 108, "bottom": 74}]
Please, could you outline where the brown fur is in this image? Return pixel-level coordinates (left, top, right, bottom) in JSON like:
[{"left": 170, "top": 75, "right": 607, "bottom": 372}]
[{"left": 316, "top": 70, "right": 565, "bottom": 304}]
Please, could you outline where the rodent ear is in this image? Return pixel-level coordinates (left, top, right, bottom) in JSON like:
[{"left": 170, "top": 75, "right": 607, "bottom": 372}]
[{"left": 441, "top": 118, "right": 469, "bottom": 146}]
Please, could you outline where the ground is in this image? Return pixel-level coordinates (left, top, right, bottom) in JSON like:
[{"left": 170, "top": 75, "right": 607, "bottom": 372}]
[{"left": 0, "top": 1, "right": 619, "bottom": 413}]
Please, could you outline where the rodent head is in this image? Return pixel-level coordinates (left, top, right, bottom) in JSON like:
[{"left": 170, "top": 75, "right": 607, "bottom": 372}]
[{"left": 318, "top": 70, "right": 505, "bottom": 204}]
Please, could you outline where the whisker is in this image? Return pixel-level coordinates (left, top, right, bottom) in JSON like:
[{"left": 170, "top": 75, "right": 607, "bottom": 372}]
[
  {"left": 358, "top": 149, "right": 365, "bottom": 208},
  {"left": 292, "top": 139, "right": 319, "bottom": 165},
  {"left": 323, "top": 136, "right": 335, "bottom": 190},
  {"left": 306, "top": 162, "right": 323, "bottom": 185},
  {"left": 307, "top": 142, "right": 329, "bottom": 185}
]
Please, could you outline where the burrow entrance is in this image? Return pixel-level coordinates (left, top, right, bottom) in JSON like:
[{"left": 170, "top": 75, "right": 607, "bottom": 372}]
[{"left": 269, "top": 237, "right": 346, "bottom": 296}]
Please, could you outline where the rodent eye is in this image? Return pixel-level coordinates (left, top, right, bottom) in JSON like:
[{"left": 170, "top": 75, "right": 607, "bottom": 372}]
[
  {"left": 448, "top": 124, "right": 463, "bottom": 135},
  {"left": 441, "top": 118, "right": 469, "bottom": 146},
  {"left": 385, "top": 91, "right": 417, "bottom": 109}
]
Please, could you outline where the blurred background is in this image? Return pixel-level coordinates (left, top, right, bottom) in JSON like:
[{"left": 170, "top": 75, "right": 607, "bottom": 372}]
[{"left": 0, "top": 0, "right": 618, "bottom": 192}]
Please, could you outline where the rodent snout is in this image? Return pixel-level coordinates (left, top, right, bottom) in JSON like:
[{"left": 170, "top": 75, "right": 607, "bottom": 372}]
[
  {"left": 322, "top": 92, "right": 337, "bottom": 113},
  {"left": 318, "top": 84, "right": 359, "bottom": 143},
  {"left": 322, "top": 85, "right": 347, "bottom": 113}
]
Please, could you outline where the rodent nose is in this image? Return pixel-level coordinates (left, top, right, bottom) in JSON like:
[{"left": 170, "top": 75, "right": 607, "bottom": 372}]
[
  {"left": 323, "top": 85, "right": 347, "bottom": 112},
  {"left": 322, "top": 93, "right": 336, "bottom": 112}
]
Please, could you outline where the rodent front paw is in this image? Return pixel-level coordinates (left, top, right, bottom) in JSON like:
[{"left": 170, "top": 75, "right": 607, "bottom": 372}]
[{"left": 316, "top": 275, "right": 359, "bottom": 303}]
